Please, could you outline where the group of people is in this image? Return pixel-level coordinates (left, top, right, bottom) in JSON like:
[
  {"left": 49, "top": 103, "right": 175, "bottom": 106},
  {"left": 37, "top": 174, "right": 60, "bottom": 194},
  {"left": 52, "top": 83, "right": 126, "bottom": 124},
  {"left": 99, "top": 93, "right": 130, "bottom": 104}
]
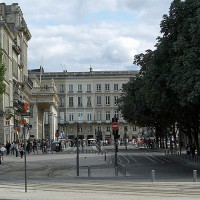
[
  {"left": 0, "top": 139, "right": 51, "bottom": 161},
  {"left": 186, "top": 143, "right": 196, "bottom": 158}
]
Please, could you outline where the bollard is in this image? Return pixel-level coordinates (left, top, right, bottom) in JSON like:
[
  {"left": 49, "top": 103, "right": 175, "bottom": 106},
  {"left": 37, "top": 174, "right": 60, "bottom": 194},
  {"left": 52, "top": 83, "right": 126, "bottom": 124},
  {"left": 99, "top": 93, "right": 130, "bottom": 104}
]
[
  {"left": 88, "top": 166, "right": 91, "bottom": 177},
  {"left": 115, "top": 167, "right": 118, "bottom": 176},
  {"left": 124, "top": 166, "right": 127, "bottom": 176},
  {"left": 151, "top": 170, "right": 155, "bottom": 182},
  {"left": 104, "top": 152, "right": 107, "bottom": 161},
  {"left": 193, "top": 170, "right": 197, "bottom": 182}
]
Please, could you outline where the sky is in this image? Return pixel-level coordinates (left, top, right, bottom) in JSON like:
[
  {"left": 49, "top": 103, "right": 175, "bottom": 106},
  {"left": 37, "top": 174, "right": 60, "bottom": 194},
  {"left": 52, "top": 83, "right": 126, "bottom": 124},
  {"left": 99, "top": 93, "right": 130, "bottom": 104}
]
[{"left": 3, "top": 0, "right": 173, "bottom": 72}]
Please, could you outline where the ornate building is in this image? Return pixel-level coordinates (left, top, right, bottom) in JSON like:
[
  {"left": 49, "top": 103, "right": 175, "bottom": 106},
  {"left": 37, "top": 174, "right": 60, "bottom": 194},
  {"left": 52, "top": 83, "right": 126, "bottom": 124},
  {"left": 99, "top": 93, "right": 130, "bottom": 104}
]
[
  {"left": 29, "top": 68, "right": 139, "bottom": 143},
  {"left": 0, "top": 3, "right": 139, "bottom": 145},
  {"left": 0, "top": 3, "right": 32, "bottom": 144}
]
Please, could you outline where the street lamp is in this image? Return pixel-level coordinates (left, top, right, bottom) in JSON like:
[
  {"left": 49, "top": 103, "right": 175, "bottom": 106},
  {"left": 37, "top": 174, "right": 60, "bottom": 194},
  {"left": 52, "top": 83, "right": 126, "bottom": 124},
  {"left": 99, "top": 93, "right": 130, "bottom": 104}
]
[{"left": 76, "top": 123, "right": 79, "bottom": 176}]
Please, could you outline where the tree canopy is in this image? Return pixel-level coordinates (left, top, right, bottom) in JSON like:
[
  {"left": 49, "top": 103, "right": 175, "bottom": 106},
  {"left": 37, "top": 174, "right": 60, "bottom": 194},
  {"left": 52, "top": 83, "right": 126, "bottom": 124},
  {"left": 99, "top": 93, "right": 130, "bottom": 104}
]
[
  {"left": 0, "top": 49, "right": 6, "bottom": 95},
  {"left": 118, "top": 0, "right": 200, "bottom": 153}
]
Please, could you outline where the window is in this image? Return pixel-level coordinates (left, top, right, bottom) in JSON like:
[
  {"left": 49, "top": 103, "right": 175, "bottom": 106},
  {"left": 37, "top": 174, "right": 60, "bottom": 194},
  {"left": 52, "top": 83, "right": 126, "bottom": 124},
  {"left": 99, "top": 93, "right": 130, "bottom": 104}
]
[
  {"left": 44, "top": 112, "right": 49, "bottom": 124},
  {"left": 87, "top": 113, "right": 92, "bottom": 122},
  {"left": 105, "top": 84, "right": 110, "bottom": 91},
  {"left": 114, "top": 96, "right": 119, "bottom": 105},
  {"left": 105, "top": 96, "right": 110, "bottom": 105},
  {"left": 78, "top": 97, "right": 83, "bottom": 107},
  {"left": 96, "top": 84, "right": 101, "bottom": 91},
  {"left": 78, "top": 113, "right": 83, "bottom": 121},
  {"left": 69, "top": 113, "right": 74, "bottom": 122},
  {"left": 79, "top": 127, "right": 83, "bottom": 132},
  {"left": 60, "top": 97, "right": 65, "bottom": 107},
  {"left": 114, "top": 84, "right": 118, "bottom": 91},
  {"left": 133, "top": 125, "right": 137, "bottom": 131},
  {"left": 60, "top": 112, "right": 65, "bottom": 124},
  {"left": 106, "top": 126, "right": 111, "bottom": 132},
  {"left": 124, "top": 126, "right": 128, "bottom": 132},
  {"left": 88, "top": 126, "right": 92, "bottom": 132},
  {"left": 77, "top": 84, "right": 82, "bottom": 92},
  {"left": 60, "top": 85, "right": 64, "bottom": 93},
  {"left": 87, "top": 84, "right": 91, "bottom": 92},
  {"left": 97, "top": 111, "right": 101, "bottom": 121},
  {"left": 97, "top": 96, "right": 101, "bottom": 105},
  {"left": 106, "top": 111, "right": 110, "bottom": 121},
  {"left": 69, "top": 97, "right": 73, "bottom": 107},
  {"left": 87, "top": 96, "right": 91, "bottom": 106},
  {"left": 68, "top": 84, "right": 73, "bottom": 92},
  {"left": 115, "top": 110, "right": 119, "bottom": 119}
]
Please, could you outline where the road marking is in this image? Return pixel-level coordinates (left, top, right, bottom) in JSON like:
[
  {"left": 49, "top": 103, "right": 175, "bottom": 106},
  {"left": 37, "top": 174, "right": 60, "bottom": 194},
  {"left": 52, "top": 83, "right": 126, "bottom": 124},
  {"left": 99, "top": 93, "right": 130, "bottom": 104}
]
[
  {"left": 127, "top": 154, "right": 138, "bottom": 164},
  {"left": 144, "top": 155, "right": 157, "bottom": 163},
  {"left": 118, "top": 153, "right": 130, "bottom": 164}
]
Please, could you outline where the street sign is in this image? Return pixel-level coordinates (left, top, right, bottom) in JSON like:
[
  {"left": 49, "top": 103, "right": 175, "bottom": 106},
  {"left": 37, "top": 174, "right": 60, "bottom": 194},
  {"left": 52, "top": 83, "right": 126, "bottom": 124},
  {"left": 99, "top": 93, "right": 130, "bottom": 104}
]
[
  {"left": 21, "top": 112, "right": 30, "bottom": 117},
  {"left": 112, "top": 122, "right": 119, "bottom": 130}
]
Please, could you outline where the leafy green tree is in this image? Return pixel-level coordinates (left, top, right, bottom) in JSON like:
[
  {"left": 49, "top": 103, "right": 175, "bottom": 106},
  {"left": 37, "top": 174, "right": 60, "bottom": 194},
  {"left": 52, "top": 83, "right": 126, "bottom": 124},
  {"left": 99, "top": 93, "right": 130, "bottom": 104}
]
[
  {"left": 119, "top": 0, "right": 200, "bottom": 153},
  {"left": 0, "top": 50, "right": 6, "bottom": 95}
]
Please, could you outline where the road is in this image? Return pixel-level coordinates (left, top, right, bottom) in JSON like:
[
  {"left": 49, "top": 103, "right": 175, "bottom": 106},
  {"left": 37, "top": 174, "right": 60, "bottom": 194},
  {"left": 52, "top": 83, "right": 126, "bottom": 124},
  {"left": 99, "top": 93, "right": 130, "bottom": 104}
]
[
  {"left": 0, "top": 146, "right": 200, "bottom": 199},
  {"left": 0, "top": 146, "right": 199, "bottom": 182}
]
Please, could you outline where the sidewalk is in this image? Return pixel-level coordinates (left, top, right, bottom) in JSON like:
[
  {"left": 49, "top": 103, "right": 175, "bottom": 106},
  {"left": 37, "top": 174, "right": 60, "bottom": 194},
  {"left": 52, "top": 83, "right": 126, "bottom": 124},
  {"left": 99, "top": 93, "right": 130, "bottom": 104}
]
[{"left": 0, "top": 181, "right": 200, "bottom": 200}]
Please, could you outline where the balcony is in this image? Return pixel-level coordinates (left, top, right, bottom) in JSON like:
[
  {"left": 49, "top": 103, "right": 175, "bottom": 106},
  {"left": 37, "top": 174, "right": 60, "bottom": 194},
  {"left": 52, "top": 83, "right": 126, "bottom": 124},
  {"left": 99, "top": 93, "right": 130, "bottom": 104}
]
[
  {"left": 4, "top": 107, "right": 14, "bottom": 120},
  {"left": 13, "top": 100, "right": 25, "bottom": 112},
  {"left": 32, "top": 86, "right": 57, "bottom": 95}
]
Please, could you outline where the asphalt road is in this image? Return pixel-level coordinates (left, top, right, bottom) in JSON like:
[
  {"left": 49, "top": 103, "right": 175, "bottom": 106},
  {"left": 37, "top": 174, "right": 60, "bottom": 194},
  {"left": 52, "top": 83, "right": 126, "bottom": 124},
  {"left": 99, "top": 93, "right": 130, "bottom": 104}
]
[
  {"left": 0, "top": 146, "right": 199, "bottom": 183},
  {"left": 1, "top": 146, "right": 200, "bottom": 199}
]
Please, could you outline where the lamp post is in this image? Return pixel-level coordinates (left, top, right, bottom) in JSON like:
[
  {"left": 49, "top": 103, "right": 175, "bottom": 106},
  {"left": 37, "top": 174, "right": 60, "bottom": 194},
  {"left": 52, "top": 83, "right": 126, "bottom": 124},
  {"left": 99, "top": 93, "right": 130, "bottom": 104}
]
[
  {"left": 23, "top": 124, "right": 27, "bottom": 193},
  {"left": 76, "top": 123, "right": 79, "bottom": 176}
]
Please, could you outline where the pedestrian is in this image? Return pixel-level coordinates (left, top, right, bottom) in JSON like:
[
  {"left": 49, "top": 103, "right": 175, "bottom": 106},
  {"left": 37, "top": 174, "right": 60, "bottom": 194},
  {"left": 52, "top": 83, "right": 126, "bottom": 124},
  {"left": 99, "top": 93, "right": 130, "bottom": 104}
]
[
  {"left": 6, "top": 142, "right": 11, "bottom": 155},
  {"left": 15, "top": 142, "right": 19, "bottom": 157},
  {"left": 11, "top": 142, "right": 15, "bottom": 155},
  {"left": 186, "top": 144, "right": 191, "bottom": 155},
  {"left": 19, "top": 143, "right": 24, "bottom": 159},
  {"left": 0, "top": 145, "right": 6, "bottom": 160}
]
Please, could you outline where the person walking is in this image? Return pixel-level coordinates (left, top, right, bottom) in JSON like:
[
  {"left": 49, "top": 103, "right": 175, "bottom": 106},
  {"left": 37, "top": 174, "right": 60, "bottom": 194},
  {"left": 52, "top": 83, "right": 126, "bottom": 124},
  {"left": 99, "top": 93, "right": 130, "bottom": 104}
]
[
  {"left": 15, "top": 142, "right": 19, "bottom": 157},
  {"left": 19, "top": 143, "right": 24, "bottom": 159}
]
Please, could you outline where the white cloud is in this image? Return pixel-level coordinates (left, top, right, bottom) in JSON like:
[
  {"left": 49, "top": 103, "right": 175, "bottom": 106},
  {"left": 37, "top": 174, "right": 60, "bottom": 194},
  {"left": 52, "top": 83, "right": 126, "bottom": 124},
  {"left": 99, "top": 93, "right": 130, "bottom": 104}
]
[{"left": 4, "top": 0, "right": 172, "bottom": 72}]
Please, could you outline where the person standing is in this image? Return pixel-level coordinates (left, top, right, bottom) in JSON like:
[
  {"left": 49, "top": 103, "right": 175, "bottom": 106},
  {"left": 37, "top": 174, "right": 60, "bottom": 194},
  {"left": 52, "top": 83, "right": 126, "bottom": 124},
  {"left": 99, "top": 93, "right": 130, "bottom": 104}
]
[
  {"left": 6, "top": 142, "right": 11, "bottom": 155},
  {"left": 1, "top": 145, "right": 6, "bottom": 160},
  {"left": 19, "top": 144, "right": 24, "bottom": 159},
  {"left": 15, "top": 142, "right": 19, "bottom": 157}
]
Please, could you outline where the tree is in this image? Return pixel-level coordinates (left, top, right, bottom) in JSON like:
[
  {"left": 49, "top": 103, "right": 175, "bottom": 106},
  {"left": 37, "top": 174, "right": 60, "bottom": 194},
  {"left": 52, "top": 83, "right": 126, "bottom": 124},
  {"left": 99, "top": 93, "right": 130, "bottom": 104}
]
[
  {"left": 0, "top": 49, "right": 6, "bottom": 95},
  {"left": 119, "top": 0, "right": 200, "bottom": 153}
]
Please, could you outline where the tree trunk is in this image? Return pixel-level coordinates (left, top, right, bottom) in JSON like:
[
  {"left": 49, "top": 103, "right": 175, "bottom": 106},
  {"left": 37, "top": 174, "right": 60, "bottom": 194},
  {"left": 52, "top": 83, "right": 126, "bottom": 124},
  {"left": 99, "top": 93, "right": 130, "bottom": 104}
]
[
  {"left": 193, "top": 130, "right": 199, "bottom": 156},
  {"left": 172, "top": 123, "right": 177, "bottom": 149}
]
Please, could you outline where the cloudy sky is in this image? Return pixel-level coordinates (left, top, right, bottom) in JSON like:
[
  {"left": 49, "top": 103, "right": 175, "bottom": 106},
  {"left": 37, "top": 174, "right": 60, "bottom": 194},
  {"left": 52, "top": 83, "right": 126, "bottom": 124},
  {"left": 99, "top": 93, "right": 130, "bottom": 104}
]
[{"left": 4, "top": 0, "right": 173, "bottom": 72}]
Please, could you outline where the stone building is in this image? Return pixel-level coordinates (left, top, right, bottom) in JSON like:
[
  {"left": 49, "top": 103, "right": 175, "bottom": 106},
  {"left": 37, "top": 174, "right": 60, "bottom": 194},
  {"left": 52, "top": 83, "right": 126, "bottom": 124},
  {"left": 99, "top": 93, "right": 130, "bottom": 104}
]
[
  {"left": 29, "top": 68, "right": 139, "bottom": 143},
  {"left": 0, "top": 3, "right": 32, "bottom": 144},
  {"left": 0, "top": 3, "right": 139, "bottom": 145}
]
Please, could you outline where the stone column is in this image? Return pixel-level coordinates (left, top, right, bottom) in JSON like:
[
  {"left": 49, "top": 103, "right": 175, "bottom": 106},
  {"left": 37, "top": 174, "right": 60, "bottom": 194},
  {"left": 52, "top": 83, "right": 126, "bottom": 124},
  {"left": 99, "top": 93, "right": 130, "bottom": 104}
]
[{"left": 49, "top": 104, "right": 55, "bottom": 141}]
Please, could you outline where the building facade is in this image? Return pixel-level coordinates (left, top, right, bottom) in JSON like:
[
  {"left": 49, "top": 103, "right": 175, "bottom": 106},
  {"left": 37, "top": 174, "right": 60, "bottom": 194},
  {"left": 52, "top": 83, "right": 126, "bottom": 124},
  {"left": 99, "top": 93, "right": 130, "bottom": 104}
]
[
  {"left": 0, "top": 3, "right": 139, "bottom": 145},
  {"left": 0, "top": 3, "right": 32, "bottom": 144},
  {"left": 29, "top": 68, "right": 139, "bottom": 143}
]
